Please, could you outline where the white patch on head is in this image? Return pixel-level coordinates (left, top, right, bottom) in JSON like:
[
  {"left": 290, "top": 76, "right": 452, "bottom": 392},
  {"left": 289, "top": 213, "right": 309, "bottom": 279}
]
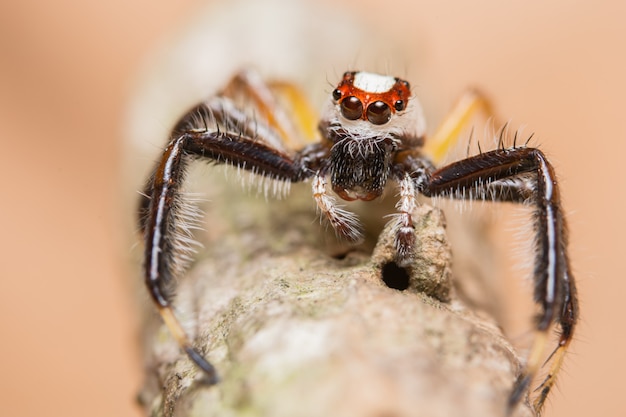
[{"left": 353, "top": 72, "right": 396, "bottom": 93}]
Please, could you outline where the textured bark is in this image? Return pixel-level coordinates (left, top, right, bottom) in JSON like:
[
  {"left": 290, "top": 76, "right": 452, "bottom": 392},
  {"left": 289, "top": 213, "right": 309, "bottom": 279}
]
[{"left": 137, "top": 177, "right": 534, "bottom": 417}]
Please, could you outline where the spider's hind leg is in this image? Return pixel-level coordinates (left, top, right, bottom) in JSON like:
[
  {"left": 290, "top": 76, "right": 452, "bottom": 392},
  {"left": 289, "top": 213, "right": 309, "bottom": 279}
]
[
  {"left": 425, "top": 89, "right": 493, "bottom": 164},
  {"left": 219, "top": 69, "right": 318, "bottom": 151}
]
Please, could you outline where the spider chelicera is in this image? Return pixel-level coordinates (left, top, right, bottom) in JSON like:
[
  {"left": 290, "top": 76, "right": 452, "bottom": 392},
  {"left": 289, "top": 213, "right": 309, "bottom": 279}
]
[{"left": 138, "top": 69, "right": 578, "bottom": 415}]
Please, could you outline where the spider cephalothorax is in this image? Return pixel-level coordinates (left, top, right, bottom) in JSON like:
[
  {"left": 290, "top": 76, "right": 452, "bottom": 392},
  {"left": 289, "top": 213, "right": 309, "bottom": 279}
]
[
  {"left": 139, "top": 69, "right": 577, "bottom": 415},
  {"left": 319, "top": 72, "right": 425, "bottom": 203}
]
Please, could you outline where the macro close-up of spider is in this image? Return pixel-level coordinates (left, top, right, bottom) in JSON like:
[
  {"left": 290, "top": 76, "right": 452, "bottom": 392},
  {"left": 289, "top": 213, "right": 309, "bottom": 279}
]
[
  {"left": 6, "top": 1, "right": 626, "bottom": 417},
  {"left": 138, "top": 69, "right": 578, "bottom": 416}
]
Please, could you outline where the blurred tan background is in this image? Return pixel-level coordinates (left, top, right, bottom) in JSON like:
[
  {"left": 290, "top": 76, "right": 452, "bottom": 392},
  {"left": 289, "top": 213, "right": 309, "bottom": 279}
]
[{"left": 1, "top": 1, "right": 624, "bottom": 416}]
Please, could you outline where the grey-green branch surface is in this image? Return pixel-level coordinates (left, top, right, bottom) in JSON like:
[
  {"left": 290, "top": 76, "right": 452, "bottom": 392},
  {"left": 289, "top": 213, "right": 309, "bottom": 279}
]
[{"left": 137, "top": 177, "right": 533, "bottom": 417}]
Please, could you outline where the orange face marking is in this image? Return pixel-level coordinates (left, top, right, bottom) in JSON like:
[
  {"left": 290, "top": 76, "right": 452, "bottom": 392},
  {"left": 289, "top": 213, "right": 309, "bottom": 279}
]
[{"left": 332, "top": 71, "right": 411, "bottom": 124}]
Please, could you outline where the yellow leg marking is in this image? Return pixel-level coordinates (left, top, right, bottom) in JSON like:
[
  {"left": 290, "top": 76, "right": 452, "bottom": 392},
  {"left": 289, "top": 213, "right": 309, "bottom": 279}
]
[
  {"left": 425, "top": 89, "right": 493, "bottom": 164},
  {"left": 159, "top": 305, "right": 191, "bottom": 348},
  {"left": 221, "top": 71, "right": 292, "bottom": 144},
  {"left": 159, "top": 304, "right": 218, "bottom": 382},
  {"left": 269, "top": 81, "right": 320, "bottom": 145},
  {"left": 508, "top": 330, "right": 549, "bottom": 414},
  {"left": 533, "top": 339, "right": 571, "bottom": 413},
  {"left": 526, "top": 330, "right": 549, "bottom": 378},
  {"left": 221, "top": 70, "right": 318, "bottom": 151}
]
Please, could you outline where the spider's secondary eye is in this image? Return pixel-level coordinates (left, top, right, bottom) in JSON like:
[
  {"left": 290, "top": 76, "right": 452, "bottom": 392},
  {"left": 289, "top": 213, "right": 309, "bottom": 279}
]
[
  {"left": 366, "top": 101, "right": 391, "bottom": 125},
  {"left": 341, "top": 96, "right": 363, "bottom": 120},
  {"left": 332, "top": 89, "right": 342, "bottom": 101},
  {"left": 394, "top": 100, "right": 405, "bottom": 111}
]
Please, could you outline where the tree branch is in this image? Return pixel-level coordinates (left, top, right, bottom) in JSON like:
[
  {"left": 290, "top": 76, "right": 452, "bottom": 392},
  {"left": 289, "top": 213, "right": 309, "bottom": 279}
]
[{"left": 137, "top": 180, "right": 534, "bottom": 417}]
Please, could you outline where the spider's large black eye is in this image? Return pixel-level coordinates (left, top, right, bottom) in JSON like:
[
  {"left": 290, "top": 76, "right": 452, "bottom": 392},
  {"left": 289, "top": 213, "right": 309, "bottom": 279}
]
[
  {"left": 366, "top": 101, "right": 391, "bottom": 125},
  {"left": 341, "top": 96, "right": 363, "bottom": 120}
]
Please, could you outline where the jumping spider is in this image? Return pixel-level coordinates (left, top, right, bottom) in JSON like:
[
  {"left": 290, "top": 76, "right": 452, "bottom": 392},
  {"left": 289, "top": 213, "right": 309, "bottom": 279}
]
[{"left": 138, "top": 69, "right": 578, "bottom": 414}]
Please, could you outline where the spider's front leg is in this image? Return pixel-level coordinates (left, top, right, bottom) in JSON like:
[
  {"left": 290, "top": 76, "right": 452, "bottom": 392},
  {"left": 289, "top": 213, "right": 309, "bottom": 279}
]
[
  {"left": 414, "top": 146, "right": 578, "bottom": 414},
  {"left": 312, "top": 172, "right": 364, "bottom": 243},
  {"left": 389, "top": 153, "right": 436, "bottom": 266},
  {"left": 139, "top": 105, "right": 314, "bottom": 383}
]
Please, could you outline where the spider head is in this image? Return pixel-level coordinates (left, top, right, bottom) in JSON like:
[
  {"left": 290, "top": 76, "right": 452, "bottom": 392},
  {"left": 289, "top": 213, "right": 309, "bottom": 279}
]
[
  {"left": 331, "top": 71, "right": 411, "bottom": 126},
  {"left": 322, "top": 71, "right": 426, "bottom": 147},
  {"left": 319, "top": 72, "right": 427, "bottom": 201}
]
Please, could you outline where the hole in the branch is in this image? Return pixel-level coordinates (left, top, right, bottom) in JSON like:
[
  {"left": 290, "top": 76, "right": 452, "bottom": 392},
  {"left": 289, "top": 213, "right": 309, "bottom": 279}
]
[
  {"left": 331, "top": 250, "right": 349, "bottom": 260},
  {"left": 381, "top": 261, "right": 410, "bottom": 291}
]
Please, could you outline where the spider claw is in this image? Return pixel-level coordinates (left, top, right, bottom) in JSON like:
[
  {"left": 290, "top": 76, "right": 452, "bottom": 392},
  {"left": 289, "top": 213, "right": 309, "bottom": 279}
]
[
  {"left": 507, "top": 374, "right": 532, "bottom": 415},
  {"left": 394, "top": 238, "right": 415, "bottom": 267},
  {"left": 184, "top": 346, "right": 220, "bottom": 385}
]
